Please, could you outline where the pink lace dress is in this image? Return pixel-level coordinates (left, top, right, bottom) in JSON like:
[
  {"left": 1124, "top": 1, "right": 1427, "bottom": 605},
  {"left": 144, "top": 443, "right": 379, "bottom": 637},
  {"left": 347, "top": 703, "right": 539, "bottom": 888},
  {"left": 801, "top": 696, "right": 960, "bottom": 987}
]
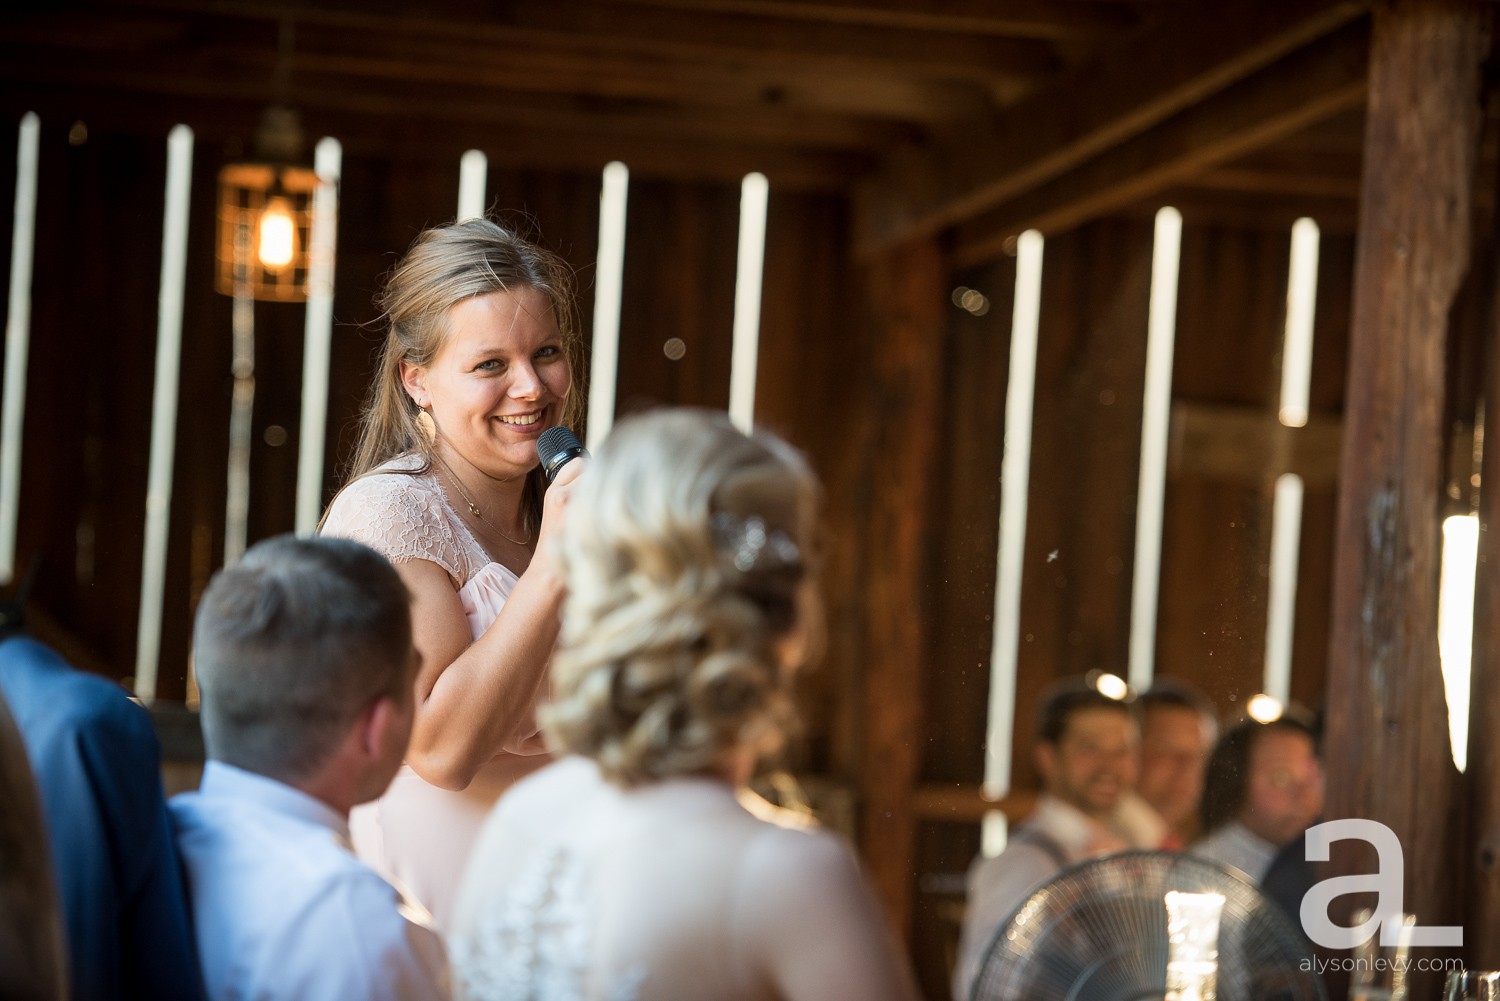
[{"left": 321, "top": 454, "right": 550, "bottom": 932}]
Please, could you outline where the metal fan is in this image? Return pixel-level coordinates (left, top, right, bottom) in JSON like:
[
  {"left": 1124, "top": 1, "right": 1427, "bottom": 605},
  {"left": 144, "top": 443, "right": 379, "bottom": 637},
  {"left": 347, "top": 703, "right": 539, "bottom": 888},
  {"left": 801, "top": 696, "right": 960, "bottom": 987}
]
[{"left": 970, "top": 850, "right": 1325, "bottom": 1001}]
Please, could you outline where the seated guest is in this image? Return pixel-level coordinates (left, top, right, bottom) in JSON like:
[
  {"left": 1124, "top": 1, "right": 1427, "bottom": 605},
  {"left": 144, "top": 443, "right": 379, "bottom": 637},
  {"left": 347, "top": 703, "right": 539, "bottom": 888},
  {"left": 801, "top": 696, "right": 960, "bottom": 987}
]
[
  {"left": 0, "top": 631, "right": 204, "bottom": 1001},
  {"left": 952, "top": 679, "right": 1135, "bottom": 1001},
  {"left": 1123, "top": 678, "right": 1218, "bottom": 849},
  {"left": 1191, "top": 714, "right": 1323, "bottom": 886},
  {"left": 0, "top": 690, "right": 66, "bottom": 1001},
  {"left": 449, "top": 408, "right": 919, "bottom": 1001},
  {"left": 171, "top": 536, "right": 449, "bottom": 1001}
]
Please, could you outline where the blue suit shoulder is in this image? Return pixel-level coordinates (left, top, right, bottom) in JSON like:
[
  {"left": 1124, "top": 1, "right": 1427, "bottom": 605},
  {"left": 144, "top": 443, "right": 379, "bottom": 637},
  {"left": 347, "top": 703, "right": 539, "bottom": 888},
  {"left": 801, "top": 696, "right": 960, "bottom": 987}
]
[
  {"left": 0, "top": 634, "right": 206, "bottom": 1001},
  {"left": 0, "top": 636, "right": 158, "bottom": 754}
]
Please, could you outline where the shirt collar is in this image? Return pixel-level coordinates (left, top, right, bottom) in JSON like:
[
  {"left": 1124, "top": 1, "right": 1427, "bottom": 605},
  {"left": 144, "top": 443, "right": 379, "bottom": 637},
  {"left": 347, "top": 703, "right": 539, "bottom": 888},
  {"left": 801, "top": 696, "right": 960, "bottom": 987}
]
[
  {"left": 199, "top": 760, "right": 352, "bottom": 846},
  {"left": 1030, "top": 793, "right": 1105, "bottom": 858},
  {"left": 1217, "top": 820, "right": 1278, "bottom": 879}
]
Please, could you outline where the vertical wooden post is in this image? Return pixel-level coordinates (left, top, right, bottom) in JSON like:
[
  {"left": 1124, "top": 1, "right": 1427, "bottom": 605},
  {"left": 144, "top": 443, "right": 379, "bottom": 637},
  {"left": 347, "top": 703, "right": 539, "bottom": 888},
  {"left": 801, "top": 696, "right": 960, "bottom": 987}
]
[
  {"left": 1467, "top": 58, "right": 1500, "bottom": 965},
  {"left": 859, "top": 237, "right": 946, "bottom": 941},
  {"left": 1471, "top": 237, "right": 1500, "bottom": 968},
  {"left": 1324, "top": 0, "right": 1487, "bottom": 984}
]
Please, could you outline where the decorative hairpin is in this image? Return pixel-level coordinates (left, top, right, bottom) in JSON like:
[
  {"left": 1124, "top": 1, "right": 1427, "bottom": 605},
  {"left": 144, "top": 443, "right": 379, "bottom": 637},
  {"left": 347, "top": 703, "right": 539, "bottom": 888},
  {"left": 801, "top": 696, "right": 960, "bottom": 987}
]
[{"left": 711, "top": 513, "right": 801, "bottom": 573}]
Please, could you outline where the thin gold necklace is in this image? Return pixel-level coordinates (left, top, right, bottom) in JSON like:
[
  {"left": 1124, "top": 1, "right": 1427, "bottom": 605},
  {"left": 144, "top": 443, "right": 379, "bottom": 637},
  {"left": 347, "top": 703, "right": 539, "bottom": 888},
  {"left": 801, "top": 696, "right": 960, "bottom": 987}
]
[{"left": 430, "top": 449, "right": 532, "bottom": 547}]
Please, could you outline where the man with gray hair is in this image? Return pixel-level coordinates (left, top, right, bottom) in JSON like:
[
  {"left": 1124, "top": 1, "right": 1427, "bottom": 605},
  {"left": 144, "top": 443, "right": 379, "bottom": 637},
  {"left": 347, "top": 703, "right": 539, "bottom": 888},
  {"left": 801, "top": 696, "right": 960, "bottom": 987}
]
[{"left": 171, "top": 535, "right": 449, "bottom": 1001}]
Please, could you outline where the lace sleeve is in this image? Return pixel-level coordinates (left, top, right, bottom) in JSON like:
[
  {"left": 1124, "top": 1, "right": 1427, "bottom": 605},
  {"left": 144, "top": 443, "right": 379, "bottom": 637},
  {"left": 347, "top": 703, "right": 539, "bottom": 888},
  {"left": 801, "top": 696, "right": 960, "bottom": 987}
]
[{"left": 321, "top": 472, "right": 467, "bottom": 584}]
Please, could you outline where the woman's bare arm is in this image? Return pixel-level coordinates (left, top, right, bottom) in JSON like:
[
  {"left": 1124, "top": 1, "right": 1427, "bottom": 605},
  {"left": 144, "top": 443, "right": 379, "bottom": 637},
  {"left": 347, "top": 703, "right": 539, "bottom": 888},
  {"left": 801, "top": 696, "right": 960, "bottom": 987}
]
[{"left": 397, "top": 461, "right": 581, "bottom": 790}]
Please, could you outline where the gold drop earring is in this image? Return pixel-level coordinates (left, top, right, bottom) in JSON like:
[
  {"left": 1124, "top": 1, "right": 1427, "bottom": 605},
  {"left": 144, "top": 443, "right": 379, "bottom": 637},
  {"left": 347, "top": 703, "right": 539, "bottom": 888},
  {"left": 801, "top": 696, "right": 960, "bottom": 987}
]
[{"left": 415, "top": 404, "right": 437, "bottom": 444}]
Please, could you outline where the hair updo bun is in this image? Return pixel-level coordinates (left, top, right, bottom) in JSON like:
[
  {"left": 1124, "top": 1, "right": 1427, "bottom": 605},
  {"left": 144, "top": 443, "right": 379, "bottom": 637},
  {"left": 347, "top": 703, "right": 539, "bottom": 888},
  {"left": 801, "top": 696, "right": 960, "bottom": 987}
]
[{"left": 542, "top": 408, "right": 819, "bottom": 786}]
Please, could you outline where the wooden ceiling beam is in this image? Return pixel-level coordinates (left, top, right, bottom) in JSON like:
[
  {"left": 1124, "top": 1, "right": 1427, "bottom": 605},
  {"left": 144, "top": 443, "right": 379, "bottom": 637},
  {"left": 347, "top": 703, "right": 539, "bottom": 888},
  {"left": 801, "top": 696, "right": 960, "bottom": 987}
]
[
  {"left": 93, "top": 0, "right": 1062, "bottom": 83},
  {"left": 1190, "top": 166, "right": 1361, "bottom": 200},
  {"left": 494, "top": 1, "right": 1064, "bottom": 82},
  {"left": 2, "top": 10, "right": 992, "bottom": 127},
  {"left": 613, "top": 0, "right": 1145, "bottom": 41},
  {"left": 854, "top": 0, "right": 1371, "bottom": 254},
  {"left": 950, "top": 21, "right": 1369, "bottom": 265},
  {"left": 3, "top": 50, "right": 920, "bottom": 151},
  {"left": 0, "top": 84, "right": 869, "bottom": 191},
  {"left": 287, "top": 30, "right": 988, "bottom": 124}
]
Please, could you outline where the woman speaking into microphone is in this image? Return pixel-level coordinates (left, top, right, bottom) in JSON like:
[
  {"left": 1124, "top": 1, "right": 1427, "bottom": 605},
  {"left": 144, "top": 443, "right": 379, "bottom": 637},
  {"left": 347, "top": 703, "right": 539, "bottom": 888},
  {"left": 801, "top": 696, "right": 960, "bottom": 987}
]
[{"left": 321, "top": 217, "right": 586, "bottom": 930}]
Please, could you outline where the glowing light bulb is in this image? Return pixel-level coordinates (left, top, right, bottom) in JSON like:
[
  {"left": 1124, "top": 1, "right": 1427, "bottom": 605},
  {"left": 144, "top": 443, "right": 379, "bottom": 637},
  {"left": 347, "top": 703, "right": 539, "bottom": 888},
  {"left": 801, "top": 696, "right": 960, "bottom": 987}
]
[
  {"left": 1092, "top": 671, "right": 1130, "bottom": 701},
  {"left": 257, "top": 197, "right": 296, "bottom": 269},
  {"left": 1247, "top": 693, "right": 1284, "bottom": 723}
]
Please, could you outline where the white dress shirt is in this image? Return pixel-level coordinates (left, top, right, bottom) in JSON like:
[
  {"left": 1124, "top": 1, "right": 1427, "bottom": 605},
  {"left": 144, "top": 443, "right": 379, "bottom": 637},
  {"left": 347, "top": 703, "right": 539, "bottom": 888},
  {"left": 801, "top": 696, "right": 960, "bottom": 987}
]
[
  {"left": 171, "top": 761, "right": 450, "bottom": 1001},
  {"left": 952, "top": 795, "right": 1108, "bottom": 1001},
  {"left": 1190, "top": 819, "right": 1279, "bottom": 884}
]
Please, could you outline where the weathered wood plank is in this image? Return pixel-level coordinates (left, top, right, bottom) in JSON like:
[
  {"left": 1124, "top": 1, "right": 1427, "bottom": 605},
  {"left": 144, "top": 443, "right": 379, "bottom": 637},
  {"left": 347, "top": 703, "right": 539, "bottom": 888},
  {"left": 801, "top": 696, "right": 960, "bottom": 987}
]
[
  {"left": 1324, "top": 0, "right": 1488, "bottom": 989},
  {"left": 1, "top": 7, "right": 995, "bottom": 126},
  {"left": 1190, "top": 166, "right": 1361, "bottom": 201},
  {"left": 1169, "top": 403, "right": 1344, "bottom": 487},
  {"left": 1466, "top": 65, "right": 1500, "bottom": 970},
  {"left": 612, "top": 180, "right": 739, "bottom": 417},
  {"left": 1467, "top": 318, "right": 1500, "bottom": 959},
  {"left": 492, "top": 0, "right": 1066, "bottom": 82},
  {"left": 1010, "top": 219, "right": 1152, "bottom": 790},
  {"left": 912, "top": 784, "right": 1037, "bottom": 824},
  {"left": 750, "top": 191, "right": 863, "bottom": 788},
  {"left": 616, "top": 0, "right": 1144, "bottom": 41},
  {"left": 923, "top": 254, "right": 1013, "bottom": 791},
  {"left": 859, "top": 237, "right": 946, "bottom": 942},
  {"left": 81, "top": 0, "right": 1055, "bottom": 93}
]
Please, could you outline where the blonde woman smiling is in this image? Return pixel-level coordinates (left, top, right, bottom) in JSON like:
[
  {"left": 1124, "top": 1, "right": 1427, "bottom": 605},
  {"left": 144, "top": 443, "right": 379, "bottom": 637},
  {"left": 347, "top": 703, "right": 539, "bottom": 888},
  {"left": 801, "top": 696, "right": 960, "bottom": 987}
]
[{"left": 321, "top": 217, "right": 585, "bottom": 931}]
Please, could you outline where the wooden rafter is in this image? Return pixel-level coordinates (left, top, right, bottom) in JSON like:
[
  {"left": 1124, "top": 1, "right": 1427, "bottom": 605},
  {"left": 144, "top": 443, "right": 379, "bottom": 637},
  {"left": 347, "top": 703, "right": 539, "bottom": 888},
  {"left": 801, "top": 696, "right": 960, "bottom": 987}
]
[
  {"left": 952, "top": 21, "right": 1369, "bottom": 263},
  {"left": 854, "top": 0, "right": 1371, "bottom": 254}
]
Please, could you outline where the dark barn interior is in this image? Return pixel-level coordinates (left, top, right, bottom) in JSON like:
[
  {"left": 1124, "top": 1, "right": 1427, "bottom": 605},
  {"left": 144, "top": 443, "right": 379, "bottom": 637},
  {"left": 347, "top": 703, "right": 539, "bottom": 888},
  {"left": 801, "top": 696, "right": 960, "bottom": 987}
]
[{"left": 4, "top": 1, "right": 1500, "bottom": 996}]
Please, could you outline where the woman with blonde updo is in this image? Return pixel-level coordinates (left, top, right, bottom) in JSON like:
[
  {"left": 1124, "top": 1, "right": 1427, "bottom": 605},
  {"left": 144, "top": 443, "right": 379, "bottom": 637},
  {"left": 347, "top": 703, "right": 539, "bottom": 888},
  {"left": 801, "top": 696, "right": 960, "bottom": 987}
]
[
  {"left": 320, "top": 217, "right": 586, "bottom": 930},
  {"left": 449, "top": 408, "right": 918, "bottom": 1001}
]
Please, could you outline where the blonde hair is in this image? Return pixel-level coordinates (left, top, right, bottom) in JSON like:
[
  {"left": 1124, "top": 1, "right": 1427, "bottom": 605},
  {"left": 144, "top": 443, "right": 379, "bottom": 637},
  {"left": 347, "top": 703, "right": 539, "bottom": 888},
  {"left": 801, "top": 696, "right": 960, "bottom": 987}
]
[
  {"left": 342, "top": 217, "right": 584, "bottom": 530},
  {"left": 544, "top": 408, "right": 819, "bottom": 786}
]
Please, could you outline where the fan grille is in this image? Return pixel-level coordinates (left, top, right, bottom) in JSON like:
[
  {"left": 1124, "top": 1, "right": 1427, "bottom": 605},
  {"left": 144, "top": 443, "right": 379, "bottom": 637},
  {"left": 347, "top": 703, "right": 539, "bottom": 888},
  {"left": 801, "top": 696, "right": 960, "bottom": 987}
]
[{"left": 970, "top": 850, "right": 1326, "bottom": 1001}]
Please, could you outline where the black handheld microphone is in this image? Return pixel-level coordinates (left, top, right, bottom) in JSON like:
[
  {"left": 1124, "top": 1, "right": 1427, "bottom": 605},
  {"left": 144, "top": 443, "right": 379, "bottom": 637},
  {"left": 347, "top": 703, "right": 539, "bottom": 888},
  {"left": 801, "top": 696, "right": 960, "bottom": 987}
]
[{"left": 537, "top": 426, "right": 588, "bottom": 482}]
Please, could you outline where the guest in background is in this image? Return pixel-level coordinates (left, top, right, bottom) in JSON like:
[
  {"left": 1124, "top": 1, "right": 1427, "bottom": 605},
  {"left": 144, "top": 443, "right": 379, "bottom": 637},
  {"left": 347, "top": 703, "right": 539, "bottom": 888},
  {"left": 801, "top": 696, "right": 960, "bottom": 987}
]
[
  {"left": 1127, "top": 678, "right": 1218, "bottom": 849},
  {"left": 450, "top": 408, "right": 918, "bottom": 1001},
  {"left": 171, "top": 536, "right": 448, "bottom": 1001},
  {"left": 0, "top": 632, "right": 203, "bottom": 1001},
  {"left": 321, "top": 217, "right": 586, "bottom": 929},
  {"left": 1191, "top": 713, "right": 1323, "bottom": 886},
  {"left": 953, "top": 679, "right": 1135, "bottom": 1001},
  {"left": 0, "top": 690, "right": 66, "bottom": 1001}
]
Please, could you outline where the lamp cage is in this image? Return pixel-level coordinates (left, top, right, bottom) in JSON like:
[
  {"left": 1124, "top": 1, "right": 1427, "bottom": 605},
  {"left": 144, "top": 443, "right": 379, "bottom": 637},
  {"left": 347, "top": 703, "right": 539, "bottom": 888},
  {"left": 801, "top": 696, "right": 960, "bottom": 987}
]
[{"left": 215, "top": 161, "right": 318, "bottom": 302}]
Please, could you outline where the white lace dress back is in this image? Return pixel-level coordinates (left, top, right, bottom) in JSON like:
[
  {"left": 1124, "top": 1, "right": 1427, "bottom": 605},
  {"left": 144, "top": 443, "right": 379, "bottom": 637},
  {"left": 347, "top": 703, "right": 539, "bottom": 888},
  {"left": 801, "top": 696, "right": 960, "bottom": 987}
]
[
  {"left": 321, "top": 455, "right": 549, "bottom": 931},
  {"left": 450, "top": 757, "right": 916, "bottom": 1001}
]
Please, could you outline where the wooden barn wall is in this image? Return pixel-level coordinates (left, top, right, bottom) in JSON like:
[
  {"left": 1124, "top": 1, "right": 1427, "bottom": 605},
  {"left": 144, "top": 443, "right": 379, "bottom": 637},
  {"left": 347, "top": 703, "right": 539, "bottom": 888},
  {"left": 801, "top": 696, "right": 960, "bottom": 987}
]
[
  {"left": 1157, "top": 211, "right": 1352, "bottom": 718},
  {"left": 898, "top": 209, "right": 1353, "bottom": 1000},
  {"left": 751, "top": 190, "right": 863, "bottom": 788},
  {"left": 0, "top": 118, "right": 169, "bottom": 687},
  {"left": 612, "top": 178, "right": 739, "bottom": 417},
  {"left": 0, "top": 120, "right": 608, "bottom": 698}
]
